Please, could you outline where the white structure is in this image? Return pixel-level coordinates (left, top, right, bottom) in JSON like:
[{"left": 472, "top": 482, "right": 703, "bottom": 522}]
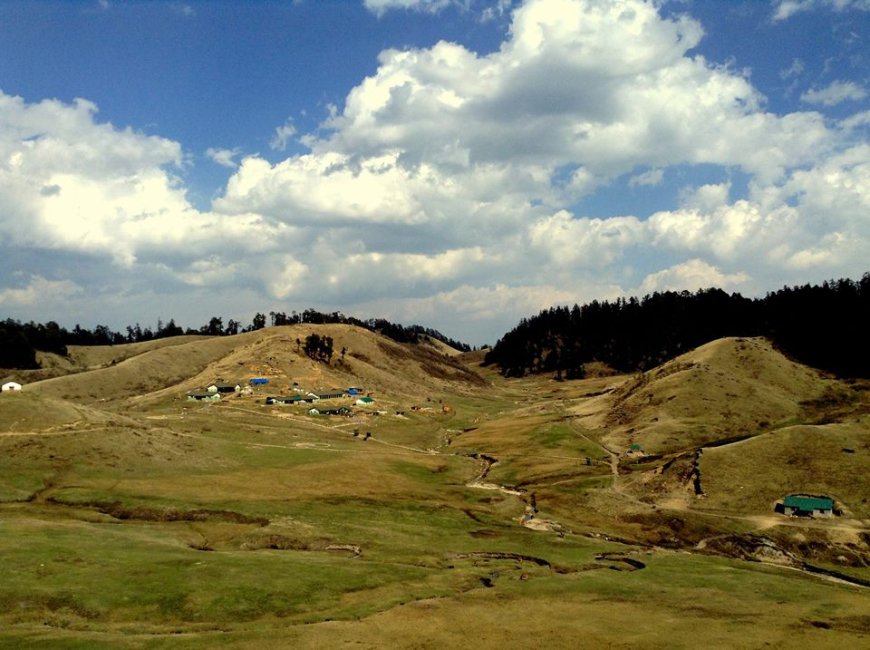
[
  {"left": 207, "top": 382, "right": 241, "bottom": 394},
  {"left": 2, "top": 381, "right": 22, "bottom": 392}
]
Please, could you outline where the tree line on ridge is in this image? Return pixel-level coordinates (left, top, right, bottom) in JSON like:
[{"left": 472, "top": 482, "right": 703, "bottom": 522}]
[
  {"left": 483, "top": 275, "right": 870, "bottom": 379},
  {"left": 0, "top": 308, "right": 470, "bottom": 370}
]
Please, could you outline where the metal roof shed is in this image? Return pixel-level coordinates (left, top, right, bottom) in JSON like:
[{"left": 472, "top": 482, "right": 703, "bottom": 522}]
[{"left": 782, "top": 495, "right": 834, "bottom": 516}]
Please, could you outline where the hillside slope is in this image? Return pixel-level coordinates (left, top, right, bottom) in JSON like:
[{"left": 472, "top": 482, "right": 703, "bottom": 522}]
[
  {"left": 23, "top": 325, "right": 483, "bottom": 406},
  {"left": 26, "top": 334, "right": 250, "bottom": 403},
  {"left": 155, "top": 323, "right": 483, "bottom": 403},
  {"left": 600, "top": 337, "right": 835, "bottom": 455},
  {"left": 700, "top": 420, "right": 870, "bottom": 519}
]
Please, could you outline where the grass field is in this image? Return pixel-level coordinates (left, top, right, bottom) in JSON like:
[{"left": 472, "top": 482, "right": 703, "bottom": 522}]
[{"left": 0, "top": 329, "right": 867, "bottom": 648}]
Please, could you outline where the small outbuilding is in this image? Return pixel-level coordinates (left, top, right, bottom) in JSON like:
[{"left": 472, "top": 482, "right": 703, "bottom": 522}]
[
  {"left": 187, "top": 391, "right": 221, "bottom": 402},
  {"left": 780, "top": 494, "right": 834, "bottom": 517},
  {"left": 308, "top": 406, "right": 352, "bottom": 416},
  {"left": 208, "top": 382, "right": 241, "bottom": 394},
  {"left": 2, "top": 381, "right": 22, "bottom": 392},
  {"left": 356, "top": 396, "right": 375, "bottom": 406},
  {"left": 310, "top": 390, "right": 345, "bottom": 401},
  {"left": 266, "top": 395, "right": 311, "bottom": 405}
]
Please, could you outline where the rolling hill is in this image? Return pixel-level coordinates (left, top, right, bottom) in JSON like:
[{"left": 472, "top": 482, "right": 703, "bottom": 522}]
[
  {"left": 15, "top": 324, "right": 480, "bottom": 407},
  {"left": 600, "top": 337, "right": 838, "bottom": 455}
]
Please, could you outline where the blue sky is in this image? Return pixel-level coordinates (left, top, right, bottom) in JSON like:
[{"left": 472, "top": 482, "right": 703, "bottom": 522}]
[{"left": 0, "top": 0, "right": 867, "bottom": 344}]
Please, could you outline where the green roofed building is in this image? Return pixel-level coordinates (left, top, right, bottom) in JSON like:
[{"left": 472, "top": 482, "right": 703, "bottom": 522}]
[
  {"left": 266, "top": 395, "right": 311, "bottom": 405},
  {"left": 782, "top": 494, "right": 834, "bottom": 517}
]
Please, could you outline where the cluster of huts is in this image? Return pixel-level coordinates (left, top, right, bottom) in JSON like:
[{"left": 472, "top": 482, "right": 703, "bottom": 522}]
[
  {"left": 186, "top": 379, "right": 375, "bottom": 417},
  {"left": 186, "top": 380, "right": 247, "bottom": 402},
  {"left": 267, "top": 386, "right": 375, "bottom": 416}
]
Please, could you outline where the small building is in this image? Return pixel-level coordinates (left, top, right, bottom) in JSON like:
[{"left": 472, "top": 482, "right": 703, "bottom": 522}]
[
  {"left": 266, "top": 395, "right": 311, "bottom": 405},
  {"left": 356, "top": 396, "right": 375, "bottom": 406},
  {"left": 187, "top": 391, "right": 220, "bottom": 402},
  {"left": 208, "top": 382, "right": 241, "bottom": 394},
  {"left": 781, "top": 494, "right": 834, "bottom": 517},
  {"left": 310, "top": 390, "right": 345, "bottom": 401},
  {"left": 308, "top": 406, "right": 352, "bottom": 416},
  {"left": 1, "top": 381, "right": 22, "bottom": 392},
  {"left": 626, "top": 443, "right": 644, "bottom": 459},
  {"left": 249, "top": 378, "right": 270, "bottom": 386}
]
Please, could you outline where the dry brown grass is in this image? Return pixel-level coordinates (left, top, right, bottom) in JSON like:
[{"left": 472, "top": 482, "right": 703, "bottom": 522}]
[
  {"left": 12, "top": 325, "right": 483, "bottom": 413},
  {"left": 700, "top": 419, "right": 870, "bottom": 519},
  {"left": 27, "top": 335, "right": 247, "bottom": 403},
  {"left": 277, "top": 575, "right": 870, "bottom": 650},
  {"left": 600, "top": 337, "right": 837, "bottom": 455}
]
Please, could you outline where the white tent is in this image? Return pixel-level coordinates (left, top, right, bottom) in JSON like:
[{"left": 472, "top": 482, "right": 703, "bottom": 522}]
[{"left": 2, "top": 382, "right": 22, "bottom": 392}]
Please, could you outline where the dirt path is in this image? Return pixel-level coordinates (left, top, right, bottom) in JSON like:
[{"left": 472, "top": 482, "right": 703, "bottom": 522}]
[{"left": 690, "top": 508, "right": 869, "bottom": 534}]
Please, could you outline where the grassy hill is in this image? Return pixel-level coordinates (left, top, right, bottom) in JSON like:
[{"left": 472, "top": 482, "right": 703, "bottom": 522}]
[
  {"left": 601, "top": 337, "right": 836, "bottom": 455},
  {"left": 0, "top": 331, "right": 867, "bottom": 648},
  {"left": 18, "top": 325, "right": 480, "bottom": 407},
  {"left": 700, "top": 421, "right": 869, "bottom": 518}
]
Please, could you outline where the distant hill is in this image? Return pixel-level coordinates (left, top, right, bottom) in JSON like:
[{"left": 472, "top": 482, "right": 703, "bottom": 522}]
[
  {"left": 22, "top": 324, "right": 482, "bottom": 406},
  {"left": 597, "top": 337, "right": 834, "bottom": 455},
  {"left": 0, "top": 309, "right": 471, "bottom": 373},
  {"left": 483, "top": 275, "right": 870, "bottom": 378}
]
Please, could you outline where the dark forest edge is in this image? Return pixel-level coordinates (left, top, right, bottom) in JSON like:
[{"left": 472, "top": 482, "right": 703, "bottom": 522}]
[
  {"left": 483, "top": 274, "right": 870, "bottom": 379},
  {"left": 0, "top": 308, "right": 471, "bottom": 370}
]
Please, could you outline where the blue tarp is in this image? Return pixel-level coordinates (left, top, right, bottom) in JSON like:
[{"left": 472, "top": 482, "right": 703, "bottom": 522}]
[{"left": 250, "top": 378, "right": 270, "bottom": 385}]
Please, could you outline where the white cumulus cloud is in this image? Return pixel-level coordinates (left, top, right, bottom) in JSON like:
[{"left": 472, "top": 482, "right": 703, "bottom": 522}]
[
  {"left": 772, "top": 0, "right": 870, "bottom": 22},
  {"left": 0, "top": 275, "right": 83, "bottom": 306},
  {"left": 801, "top": 80, "right": 868, "bottom": 106},
  {"left": 269, "top": 118, "right": 297, "bottom": 152},
  {"left": 364, "top": 0, "right": 455, "bottom": 17},
  {"left": 3, "top": 0, "right": 869, "bottom": 342},
  {"left": 637, "top": 260, "right": 749, "bottom": 295},
  {"left": 206, "top": 147, "right": 242, "bottom": 168},
  {"left": 0, "top": 91, "right": 284, "bottom": 270}
]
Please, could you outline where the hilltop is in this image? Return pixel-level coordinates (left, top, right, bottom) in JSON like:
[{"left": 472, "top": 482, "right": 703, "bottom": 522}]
[
  {"left": 0, "top": 309, "right": 472, "bottom": 374},
  {"left": 12, "top": 324, "right": 479, "bottom": 407},
  {"left": 600, "top": 336, "right": 835, "bottom": 455},
  {"left": 484, "top": 275, "right": 870, "bottom": 378}
]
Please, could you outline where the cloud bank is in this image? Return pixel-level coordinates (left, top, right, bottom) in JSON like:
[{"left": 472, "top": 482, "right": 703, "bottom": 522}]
[{"left": 1, "top": 0, "right": 868, "bottom": 343}]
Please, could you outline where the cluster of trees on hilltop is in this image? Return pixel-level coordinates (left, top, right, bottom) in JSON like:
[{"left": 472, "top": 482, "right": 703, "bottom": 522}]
[
  {"left": 0, "top": 320, "right": 63, "bottom": 369},
  {"left": 1, "top": 308, "right": 470, "bottom": 370},
  {"left": 483, "top": 275, "right": 870, "bottom": 379},
  {"left": 255, "top": 309, "right": 471, "bottom": 351},
  {"left": 0, "top": 317, "right": 200, "bottom": 368}
]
